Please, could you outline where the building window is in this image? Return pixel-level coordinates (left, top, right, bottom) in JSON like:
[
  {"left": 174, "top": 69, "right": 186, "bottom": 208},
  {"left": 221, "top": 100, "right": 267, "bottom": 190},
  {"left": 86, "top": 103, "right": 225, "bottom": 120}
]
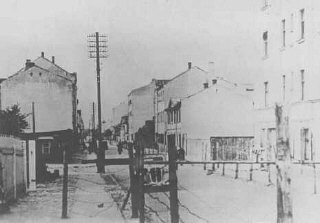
[
  {"left": 42, "top": 142, "right": 51, "bottom": 155},
  {"left": 301, "top": 128, "right": 311, "bottom": 160},
  {"left": 300, "top": 9, "right": 305, "bottom": 39},
  {"left": 290, "top": 13, "right": 294, "bottom": 32},
  {"left": 301, "top": 69, "right": 305, "bottom": 100},
  {"left": 263, "top": 31, "right": 268, "bottom": 57},
  {"left": 264, "top": 81, "right": 269, "bottom": 107},
  {"left": 282, "top": 75, "right": 286, "bottom": 101},
  {"left": 282, "top": 19, "right": 286, "bottom": 47}
]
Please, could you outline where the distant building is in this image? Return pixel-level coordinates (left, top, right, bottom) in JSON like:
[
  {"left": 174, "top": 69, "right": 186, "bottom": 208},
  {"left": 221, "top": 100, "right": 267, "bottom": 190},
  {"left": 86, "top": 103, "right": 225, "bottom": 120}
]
[
  {"left": 120, "top": 115, "right": 129, "bottom": 142},
  {"left": 155, "top": 62, "right": 210, "bottom": 152},
  {"left": 180, "top": 79, "right": 255, "bottom": 161},
  {"left": 255, "top": 1, "right": 320, "bottom": 162},
  {"left": 111, "top": 101, "right": 128, "bottom": 126},
  {"left": 0, "top": 52, "right": 79, "bottom": 182},
  {"left": 128, "top": 79, "right": 168, "bottom": 141},
  {"left": 77, "top": 109, "right": 85, "bottom": 148}
]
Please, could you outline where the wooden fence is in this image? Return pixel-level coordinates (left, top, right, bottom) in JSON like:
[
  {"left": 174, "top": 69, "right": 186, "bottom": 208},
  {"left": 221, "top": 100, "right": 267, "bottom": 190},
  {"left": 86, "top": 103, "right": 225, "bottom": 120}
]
[{"left": 0, "top": 135, "right": 26, "bottom": 203}]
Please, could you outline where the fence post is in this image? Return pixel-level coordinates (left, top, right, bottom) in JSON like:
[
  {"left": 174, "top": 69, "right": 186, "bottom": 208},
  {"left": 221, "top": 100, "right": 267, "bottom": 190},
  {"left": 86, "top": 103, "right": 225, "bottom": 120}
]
[
  {"left": 275, "top": 104, "right": 293, "bottom": 223},
  {"left": 267, "top": 163, "right": 272, "bottom": 185},
  {"left": 13, "top": 146, "right": 16, "bottom": 200},
  {"left": 222, "top": 163, "right": 225, "bottom": 176},
  {"left": 61, "top": 147, "right": 68, "bottom": 219},
  {"left": 137, "top": 145, "right": 145, "bottom": 223},
  {"left": 313, "top": 163, "right": 317, "bottom": 194},
  {"left": 128, "top": 143, "right": 138, "bottom": 218},
  {"left": 249, "top": 164, "right": 253, "bottom": 181},
  {"left": 235, "top": 163, "right": 239, "bottom": 179}
]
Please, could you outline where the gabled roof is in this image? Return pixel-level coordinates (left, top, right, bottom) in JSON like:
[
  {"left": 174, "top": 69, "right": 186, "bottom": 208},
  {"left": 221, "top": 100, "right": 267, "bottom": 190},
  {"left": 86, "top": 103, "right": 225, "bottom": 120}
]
[
  {"left": 34, "top": 56, "right": 69, "bottom": 74},
  {"left": 169, "top": 66, "right": 208, "bottom": 83},
  {"left": 128, "top": 79, "right": 156, "bottom": 96},
  {"left": 3, "top": 56, "right": 75, "bottom": 83},
  {"left": 5, "top": 65, "right": 50, "bottom": 80}
]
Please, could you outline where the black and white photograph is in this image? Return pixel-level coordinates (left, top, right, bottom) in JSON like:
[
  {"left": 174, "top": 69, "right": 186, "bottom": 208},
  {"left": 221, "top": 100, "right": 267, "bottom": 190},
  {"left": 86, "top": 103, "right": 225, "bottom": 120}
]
[{"left": 0, "top": 0, "right": 319, "bottom": 222}]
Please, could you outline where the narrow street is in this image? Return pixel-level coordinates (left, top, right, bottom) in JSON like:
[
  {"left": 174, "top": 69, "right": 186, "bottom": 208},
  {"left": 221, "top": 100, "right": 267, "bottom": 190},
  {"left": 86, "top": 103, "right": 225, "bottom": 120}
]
[
  {"left": 108, "top": 146, "right": 320, "bottom": 223},
  {"left": 2, "top": 145, "right": 320, "bottom": 223}
]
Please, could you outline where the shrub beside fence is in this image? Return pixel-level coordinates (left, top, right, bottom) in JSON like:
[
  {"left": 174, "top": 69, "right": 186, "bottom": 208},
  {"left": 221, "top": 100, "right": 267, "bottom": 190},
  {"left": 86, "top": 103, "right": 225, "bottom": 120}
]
[{"left": 0, "top": 135, "right": 26, "bottom": 203}]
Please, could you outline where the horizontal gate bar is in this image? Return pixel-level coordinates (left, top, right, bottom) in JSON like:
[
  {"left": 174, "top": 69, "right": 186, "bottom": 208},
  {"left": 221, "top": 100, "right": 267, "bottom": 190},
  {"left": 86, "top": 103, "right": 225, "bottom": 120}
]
[{"left": 144, "top": 184, "right": 171, "bottom": 193}]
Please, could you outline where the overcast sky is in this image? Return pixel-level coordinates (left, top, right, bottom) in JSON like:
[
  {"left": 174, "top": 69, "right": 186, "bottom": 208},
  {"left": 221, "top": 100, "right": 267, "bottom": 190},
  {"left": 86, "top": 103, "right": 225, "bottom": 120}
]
[{"left": 0, "top": 0, "right": 262, "bottom": 126}]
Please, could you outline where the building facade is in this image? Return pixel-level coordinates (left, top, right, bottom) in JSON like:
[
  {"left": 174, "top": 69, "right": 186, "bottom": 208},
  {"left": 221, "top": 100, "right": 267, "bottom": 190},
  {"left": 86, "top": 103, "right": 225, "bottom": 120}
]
[
  {"left": 111, "top": 101, "right": 128, "bottom": 127},
  {"left": 155, "top": 62, "right": 211, "bottom": 152},
  {"left": 0, "top": 52, "right": 78, "bottom": 181},
  {"left": 255, "top": 0, "right": 320, "bottom": 162},
  {"left": 181, "top": 80, "right": 255, "bottom": 161},
  {"left": 128, "top": 79, "right": 157, "bottom": 141}
]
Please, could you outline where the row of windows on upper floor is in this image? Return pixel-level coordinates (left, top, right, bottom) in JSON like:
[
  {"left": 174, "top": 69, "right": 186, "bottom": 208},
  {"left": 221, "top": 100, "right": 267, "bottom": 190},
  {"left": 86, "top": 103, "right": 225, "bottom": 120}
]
[
  {"left": 167, "top": 109, "right": 181, "bottom": 124},
  {"left": 263, "top": 69, "right": 305, "bottom": 107},
  {"left": 263, "top": 8, "right": 305, "bottom": 58}
]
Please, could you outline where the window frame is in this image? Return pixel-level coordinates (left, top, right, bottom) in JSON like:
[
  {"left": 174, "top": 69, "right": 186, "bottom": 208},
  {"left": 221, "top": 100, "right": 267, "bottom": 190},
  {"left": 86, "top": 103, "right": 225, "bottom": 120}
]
[
  {"left": 263, "top": 31, "right": 268, "bottom": 57},
  {"left": 282, "top": 19, "right": 286, "bottom": 47},
  {"left": 300, "top": 9, "right": 305, "bottom": 40}
]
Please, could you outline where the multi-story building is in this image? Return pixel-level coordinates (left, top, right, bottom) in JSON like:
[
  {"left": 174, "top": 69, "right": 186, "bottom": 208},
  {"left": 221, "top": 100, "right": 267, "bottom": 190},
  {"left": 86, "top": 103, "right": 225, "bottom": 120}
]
[
  {"left": 255, "top": 0, "right": 320, "bottom": 162},
  {"left": 181, "top": 79, "right": 254, "bottom": 161},
  {"left": 0, "top": 52, "right": 78, "bottom": 181},
  {"left": 155, "top": 62, "right": 211, "bottom": 152},
  {"left": 128, "top": 79, "right": 168, "bottom": 142}
]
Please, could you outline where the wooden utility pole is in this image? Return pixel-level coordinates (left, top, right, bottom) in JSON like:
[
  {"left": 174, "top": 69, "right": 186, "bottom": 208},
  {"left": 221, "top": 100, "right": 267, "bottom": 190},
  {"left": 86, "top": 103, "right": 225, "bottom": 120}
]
[
  {"left": 61, "top": 147, "right": 68, "bottom": 219},
  {"left": 88, "top": 32, "right": 108, "bottom": 173},
  {"left": 168, "top": 136, "right": 179, "bottom": 223},
  {"left": 275, "top": 104, "right": 293, "bottom": 223},
  {"left": 92, "top": 102, "right": 96, "bottom": 152}
]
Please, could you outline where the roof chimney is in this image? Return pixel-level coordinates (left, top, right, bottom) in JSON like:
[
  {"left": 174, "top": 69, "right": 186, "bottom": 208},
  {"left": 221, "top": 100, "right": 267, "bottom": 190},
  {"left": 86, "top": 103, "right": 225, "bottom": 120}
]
[
  {"left": 41, "top": 52, "right": 44, "bottom": 58},
  {"left": 25, "top": 59, "right": 35, "bottom": 70},
  {"left": 52, "top": 56, "right": 55, "bottom": 64},
  {"left": 188, "top": 62, "right": 192, "bottom": 70},
  {"left": 212, "top": 79, "right": 217, "bottom": 85}
]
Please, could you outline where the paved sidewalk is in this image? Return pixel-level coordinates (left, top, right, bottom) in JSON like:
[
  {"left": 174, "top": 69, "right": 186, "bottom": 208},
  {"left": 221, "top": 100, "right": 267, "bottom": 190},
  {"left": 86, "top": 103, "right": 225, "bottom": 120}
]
[{"left": 1, "top": 163, "right": 126, "bottom": 223}]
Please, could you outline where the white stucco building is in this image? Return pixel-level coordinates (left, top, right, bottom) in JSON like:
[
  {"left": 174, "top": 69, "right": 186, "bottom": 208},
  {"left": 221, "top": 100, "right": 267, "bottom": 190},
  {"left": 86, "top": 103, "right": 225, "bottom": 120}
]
[
  {"left": 1, "top": 52, "right": 77, "bottom": 133},
  {"left": 255, "top": 0, "right": 320, "bottom": 162},
  {"left": 181, "top": 80, "right": 254, "bottom": 161},
  {"left": 0, "top": 52, "right": 79, "bottom": 181},
  {"left": 155, "top": 62, "right": 211, "bottom": 152},
  {"left": 128, "top": 79, "right": 157, "bottom": 141}
]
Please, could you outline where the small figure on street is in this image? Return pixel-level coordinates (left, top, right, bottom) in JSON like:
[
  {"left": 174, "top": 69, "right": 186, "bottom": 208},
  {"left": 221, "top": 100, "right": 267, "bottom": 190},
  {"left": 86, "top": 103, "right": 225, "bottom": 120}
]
[{"left": 117, "top": 141, "right": 123, "bottom": 155}]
